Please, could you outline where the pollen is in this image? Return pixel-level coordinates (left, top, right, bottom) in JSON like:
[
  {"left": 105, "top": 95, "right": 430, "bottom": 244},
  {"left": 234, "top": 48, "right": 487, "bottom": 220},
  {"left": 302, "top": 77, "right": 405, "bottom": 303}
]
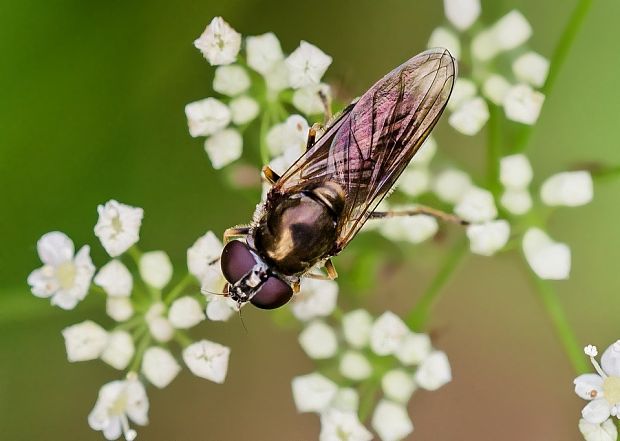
[{"left": 603, "top": 376, "right": 620, "bottom": 405}]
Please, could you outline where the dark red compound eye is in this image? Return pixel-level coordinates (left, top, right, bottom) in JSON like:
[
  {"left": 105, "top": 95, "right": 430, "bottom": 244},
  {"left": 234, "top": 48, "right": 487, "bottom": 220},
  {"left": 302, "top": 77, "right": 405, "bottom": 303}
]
[
  {"left": 250, "top": 276, "right": 293, "bottom": 309},
  {"left": 220, "top": 240, "right": 257, "bottom": 283}
]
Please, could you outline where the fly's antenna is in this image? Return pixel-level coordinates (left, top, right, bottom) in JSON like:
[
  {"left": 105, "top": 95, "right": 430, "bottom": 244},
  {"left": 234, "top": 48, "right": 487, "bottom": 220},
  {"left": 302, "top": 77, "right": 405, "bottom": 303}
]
[
  {"left": 200, "top": 283, "right": 230, "bottom": 297},
  {"left": 238, "top": 307, "right": 248, "bottom": 334}
]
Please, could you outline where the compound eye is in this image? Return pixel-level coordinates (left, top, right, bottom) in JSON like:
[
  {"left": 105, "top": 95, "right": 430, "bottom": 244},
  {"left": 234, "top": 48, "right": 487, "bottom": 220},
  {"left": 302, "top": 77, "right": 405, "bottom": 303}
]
[
  {"left": 250, "top": 276, "right": 293, "bottom": 309},
  {"left": 220, "top": 240, "right": 257, "bottom": 283}
]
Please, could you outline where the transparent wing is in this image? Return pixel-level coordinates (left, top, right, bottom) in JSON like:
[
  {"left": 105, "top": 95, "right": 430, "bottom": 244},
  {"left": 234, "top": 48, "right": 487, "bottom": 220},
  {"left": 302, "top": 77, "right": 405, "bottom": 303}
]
[{"left": 271, "top": 48, "right": 456, "bottom": 253}]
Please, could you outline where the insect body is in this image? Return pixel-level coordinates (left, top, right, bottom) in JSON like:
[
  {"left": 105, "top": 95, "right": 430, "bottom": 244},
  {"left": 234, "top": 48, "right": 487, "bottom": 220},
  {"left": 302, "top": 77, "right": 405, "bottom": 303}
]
[{"left": 219, "top": 48, "right": 457, "bottom": 309}]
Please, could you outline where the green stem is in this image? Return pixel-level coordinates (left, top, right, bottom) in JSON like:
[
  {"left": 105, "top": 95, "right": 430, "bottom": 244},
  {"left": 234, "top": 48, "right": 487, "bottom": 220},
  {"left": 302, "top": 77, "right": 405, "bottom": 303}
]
[
  {"left": 164, "top": 273, "right": 196, "bottom": 306},
  {"left": 129, "top": 328, "right": 151, "bottom": 373},
  {"left": 513, "top": 0, "right": 594, "bottom": 152},
  {"left": 527, "top": 269, "right": 589, "bottom": 374},
  {"left": 358, "top": 380, "right": 381, "bottom": 423},
  {"left": 259, "top": 110, "right": 270, "bottom": 166},
  {"left": 406, "top": 238, "right": 468, "bottom": 331},
  {"left": 486, "top": 104, "right": 502, "bottom": 198},
  {"left": 174, "top": 330, "right": 193, "bottom": 348}
]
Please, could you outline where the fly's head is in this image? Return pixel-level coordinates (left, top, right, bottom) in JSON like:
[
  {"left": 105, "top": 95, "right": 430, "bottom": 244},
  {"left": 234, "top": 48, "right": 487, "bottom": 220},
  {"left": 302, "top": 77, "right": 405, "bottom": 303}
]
[{"left": 220, "top": 240, "right": 294, "bottom": 309}]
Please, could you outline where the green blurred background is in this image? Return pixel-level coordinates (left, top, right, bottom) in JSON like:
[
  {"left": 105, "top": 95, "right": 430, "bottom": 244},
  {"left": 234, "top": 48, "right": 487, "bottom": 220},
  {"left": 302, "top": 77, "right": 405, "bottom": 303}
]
[{"left": 2, "top": 0, "right": 619, "bottom": 439}]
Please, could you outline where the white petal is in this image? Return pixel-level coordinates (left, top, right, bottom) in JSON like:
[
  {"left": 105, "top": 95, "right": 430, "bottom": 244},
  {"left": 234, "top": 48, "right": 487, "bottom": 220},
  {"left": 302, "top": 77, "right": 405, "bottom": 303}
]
[
  {"left": 264, "top": 60, "right": 290, "bottom": 92},
  {"left": 342, "top": 309, "right": 374, "bottom": 349},
  {"left": 471, "top": 29, "right": 500, "bottom": 61},
  {"left": 213, "top": 65, "right": 250, "bottom": 96},
  {"left": 292, "top": 83, "right": 331, "bottom": 116},
  {"left": 601, "top": 341, "right": 620, "bottom": 378},
  {"left": 540, "top": 171, "right": 593, "bottom": 207},
  {"left": 62, "top": 320, "right": 109, "bottom": 362},
  {"left": 503, "top": 84, "right": 545, "bottom": 125},
  {"left": 299, "top": 321, "right": 339, "bottom": 359},
  {"left": 187, "top": 231, "right": 223, "bottom": 281},
  {"left": 382, "top": 369, "right": 416, "bottom": 404},
  {"left": 319, "top": 409, "right": 373, "bottom": 441},
  {"left": 94, "top": 200, "right": 144, "bottom": 257},
  {"left": 139, "top": 251, "right": 173, "bottom": 289},
  {"left": 499, "top": 154, "right": 533, "bottom": 189},
  {"left": 205, "top": 294, "right": 237, "bottom": 321},
  {"left": 522, "top": 228, "right": 571, "bottom": 280},
  {"left": 414, "top": 350, "right": 452, "bottom": 391},
  {"left": 574, "top": 374, "right": 605, "bottom": 400},
  {"left": 428, "top": 27, "right": 461, "bottom": 59},
  {"left": 395, "top": 332, "right": 432, "bottom": 366},
  {"left": 513, "top": 51, "right": 549, "bottom": 88},
  {"left": 579, "top": 418, "right": 618, "bottom": 441},
  {"left": 492, "top": 10, "right": 532, "bottom": 51},
  {"left": 500, "top": 188, "right": 533, "bottom": 215},
  {"left": 398, "top": 168, "right": 431, "bottom": 198},
  {"left": 482, "top": 74, "right": 511, "bottom": 106},
  {"left": 291, "top": 372, "right": 338, "bottom": 413},
  {"left": 447, "top": 78, "right": 477, "bottom": 112},
  {"left": 466, "top": 220, "right": 510, "bottom": 256},
  {"left": 432, "top": 168, "right": 473, "bottom": 204},
  {"left": 266, "top": 114, "right": 309, "bottom": 157},
  {"left": 371, "top": 400, "right": 414, "bottom": 441},
  {"left": 193, "top": 17, "right": 241, "bottom": 66},
  {"left": 37, "top": 231, "right": 74, "bottom": 265},
  {"left": 449, "top": 97, "right": 489, "bottom": 136},
  {"left": 285, "top": 41, "right": 332, "bottom": 89},
  {"left": 339, "top": 351, "right": 372, "bottom": 381},
  {"left": 101, "top": 330, "right": 134, "bottom": 370},
  {"left": 27, "top": 267, "right": 58, "bottom": 298},
  {"left": 370, "top": 311, "right": 410, "bottom": 356},
  {"left": 183, "top": 339, "right": 230, "bottom": 383},
  {"left": 443, "top": 0, "right": 481, "bottom": 31},
  {"left": 229, "top": 95, "right": 260, "bottom": 125},
  {"left": 142, "top": 347, "right": 181, "bottom": 389},
  {"left": 169, "top": 296, "right": 205, "bottom": 329},
  {"left": 204, "top": 128, "right": 243, "bottom": 169},
  {"left": 582, "top": 399, "right": 612, "bottom": 425},
  {"left": 147, "top": 316, "right": 174, "bottom": 343},
  {"left": 454, "top": 187, "right": 497, "bottom": 223},
  {"left": 106, "top": 297, "right": 134, "bottom": 322},
  {"left": 246, "top": 32, "right": 284, "bottom": 75},
  {"left": 290, "top": 278, "right": 338, "bottom": 321},
  {"left": 185, "top": 97, "right": 231, "bottom": 138},
  {"left": 94, "top": 260, "right": 133, "bottom": 297},
  {"left": 330, "top": 388, "right": 360, "bottom": 413}
]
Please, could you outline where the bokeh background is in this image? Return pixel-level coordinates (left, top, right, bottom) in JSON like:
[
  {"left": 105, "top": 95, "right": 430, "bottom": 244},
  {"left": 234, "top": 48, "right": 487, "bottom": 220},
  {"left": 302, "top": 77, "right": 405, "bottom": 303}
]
[{"left": 2, "top": 0, "right": 620, "bottom": 439}]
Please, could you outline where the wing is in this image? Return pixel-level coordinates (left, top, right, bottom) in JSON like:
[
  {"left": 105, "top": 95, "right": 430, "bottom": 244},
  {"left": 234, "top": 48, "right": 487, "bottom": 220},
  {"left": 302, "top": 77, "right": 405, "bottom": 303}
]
[{"left": 271, "top": 48, "right": 456, "bottom": 253}]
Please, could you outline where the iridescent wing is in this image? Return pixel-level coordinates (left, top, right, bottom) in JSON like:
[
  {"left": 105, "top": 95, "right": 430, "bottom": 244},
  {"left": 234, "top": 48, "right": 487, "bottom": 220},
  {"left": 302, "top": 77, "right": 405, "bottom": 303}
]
[{"left": 271, "top": 48, "right": 456, "bottom": 253}]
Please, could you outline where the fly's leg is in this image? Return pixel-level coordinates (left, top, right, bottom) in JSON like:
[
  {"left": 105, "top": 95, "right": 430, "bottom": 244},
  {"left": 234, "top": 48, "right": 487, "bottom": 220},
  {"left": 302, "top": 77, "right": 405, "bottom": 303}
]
[
  {"left": 318, "top": 89, "right": 332, "bottom": 124},
  {"left": 262, "top": 166, "right": 281, "bottom": 184},
  {"left": 292, "top": 280, "right": 301, "bottom": 293},
  {"left": 304, "top": 259, "right": 338, "bottom": 280},
  {"left": 224, "top": 226, "right": 251, "bottom": 243},
  {"left": 306, "top": 123, "right": 323, "bottom": 151},
  {"left": 370, "top": 206, "right": 469, "bottom": 226}
]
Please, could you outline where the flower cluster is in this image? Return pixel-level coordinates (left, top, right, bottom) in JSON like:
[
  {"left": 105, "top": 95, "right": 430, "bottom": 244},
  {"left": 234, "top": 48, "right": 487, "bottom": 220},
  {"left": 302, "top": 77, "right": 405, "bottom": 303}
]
[
  {"left": 186, "top": 16, "right": 332, "bottom": 170},
  {"left": 28, "top": 200, "right": 232, "bottom": 440}
]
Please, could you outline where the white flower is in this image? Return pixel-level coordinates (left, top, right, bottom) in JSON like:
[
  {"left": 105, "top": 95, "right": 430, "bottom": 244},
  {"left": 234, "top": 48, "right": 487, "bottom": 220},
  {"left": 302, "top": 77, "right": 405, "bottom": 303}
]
[
  {"left": 290, "top": 278, "right": 338, "bottom": 321},
  {"left": 428, "top": 27, "right": 461, "bottom": 59},
  {"left": 246, "top": 32, "right": 284, "bottom": 75},
  {"left": 94, "top": 260, "right": 133, "bottom": 297},
  {"left": 492, "top": 10, "right": 532, "bottom": 51},
  {"left": 447, "top": 78, "right": 477, "bottom": 112},
  {"left": 414, "top": 350, "right": 452, "bottom": 391},
  {"left": 395, "top": 332, "right": 432, "bottom": 366},
  {"left": 169, "top": 296, "right": 205, "bottom": 329},
  {"left": 380, "top": 214, "right": 438, "bottom": 244},
  {"left": 139, "top": 251, "right": 173, "bottom": 289},
  {"left": 146, "top": 303, "right": 174, "bottom": 343},
  {"left": 187, "top": 231, "right": 223, "bottom": 281},
  {"left": 432, "top": 168, "right": 473, "bottom": 204},
  {"left": 499, "top": 154, "right": 533, "bottom": 190},
  {"left": 466, "top": 220, "right": 510, "bottom": 256},
  {"left": 299, "top": 321, "right": 339, "bottom": 359},
  {"left": 285, "top": 41, "right": 332, "bottom": 89},
  {"left": 266, "top": 114, "right": 309, "bottom": 156},
  {"left": 579, "top": 418, "right": 618, "bottom": 441},
  {"left": 264, "top": 60, "right": 291, "bottom": 92},
  {"left": 204, "top": 128, "right": 243, "bottom": 169},
  {"left": 319, "top": 409, "right": 373, "bottom": 441},
  {"left": 339, "top": 351, "right": 372, "bottom": 381},
  {"left": 575, "top": 341, "right": 620, "bottom": 425},
  {"left": 193, "top": 17, "right": 241, "bottom": 66},
  {"left": 101, "top": 331, "right": 134, "bottom": 370},
  {"left": 94, "top": 200, "right": 144, "bottom": 258},
  {"left": 342, "top": 309, "right": 374, "bottom": 349},
  {"left": 503, "top": 84, "right": 545, "bottom": 125},
  {"left": 398, "top": 168, "right": 431, "bottom": 197},
  {"left": 28, "top": 232, "right": 95, "bottom": 310},
  {"left": 106, "top": 297, "right": 134, "bottom": 322},
  {"left": 443, "top": 0, "right": 480, "bottom": 31},
  {"left": 205, "top": 294, "right": 238, "bottom": 321},
  {"left": 212, "top": 65, "right": 250, "bottom": 96},
  {"left": 88, "top": 377, "right": 148, "bottom": 441},
  {"left": 62, "top": 320, "right": 108, "bottom": 362},
  {"left": 413, "top": 136, "right": 438, "bottom": 166},
  {"left": 513, "top": 51, "right": 549, "bottom": 88},
  {"left": 482, "top": 74, "right": 511, "bottom": 106},
  {"left": 522, "top": 228, "right": 571, "bottom": 280},
  {"left": 185, "top": 97, "right": 231, "bottom": 137},
  {"left": 471, "top": 30, "right": 500, "bottom": 61},
  {"left": 371, "top": 400, "right": 414, "bottom": 441},
  {"left": 183, "top": 339, "right": 230, "bottom": 383},
  {"left": 501, "top": 188, "right": 533, "bottom": 215},
  {"left": 382, "top": 369, "right": 416, "bottom": 404},
  {"left": 292, "top": 83, "right": 331, "bottom": 115},
  {"left": 454, "top": 187, "right": 497, "bottom": 223},
  {"left": 330, "top": 388, "right": 360, "bottom": 413},
  {"left": 449, "top": 97, "right": 489, "bottom": 135},
  {"left": 540, "top": 171, "right": 593, "bottom": 207},
  {"left": 142, "top": 347, "right": 181, "bottom": 389},
  {"left": 291, "top": 372, "right": 338, "bottom": 413},
  {"left": 229, "top": 95, "right": 260, "bottom": 125},
  {"left": 370, "top": 311, "right": 410, "bottom": 356}
]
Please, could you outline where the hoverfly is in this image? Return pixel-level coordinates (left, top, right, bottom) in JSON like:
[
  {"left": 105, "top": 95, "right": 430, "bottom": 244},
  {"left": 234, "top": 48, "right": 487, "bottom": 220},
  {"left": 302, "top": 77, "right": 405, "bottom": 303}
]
[{"left": 218, "top": 48, "right": 460, "bottom": 310}]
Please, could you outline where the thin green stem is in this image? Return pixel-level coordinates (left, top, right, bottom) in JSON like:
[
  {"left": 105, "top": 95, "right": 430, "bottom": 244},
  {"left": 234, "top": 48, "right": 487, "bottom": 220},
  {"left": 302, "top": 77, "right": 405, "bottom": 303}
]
[
  {"left": 406, "top": 238, "right": 468, "bottom": 331},
  {"left": 129, "top": 327, "right": 151, "bottom": 373},
  {"left": 173, "top": 330, "right": 193, "bottom": 348},
  {"left": 358, "top": 380, "right": 381, "bottom": 423},
  {"left": 164, "top": 273, "right": 196, "bottom": 306},
  {"left": 486, "top": 103, "right": 503, "bottom": 198},
  {"left": 513, "top": 0, "right": 593, "bottom": 152},
  {"left": 259, "top": 111, "right": 270, "bottom": 166},
  {"left": 527, "top": 268, "right": 589, "bottom": 374}
]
